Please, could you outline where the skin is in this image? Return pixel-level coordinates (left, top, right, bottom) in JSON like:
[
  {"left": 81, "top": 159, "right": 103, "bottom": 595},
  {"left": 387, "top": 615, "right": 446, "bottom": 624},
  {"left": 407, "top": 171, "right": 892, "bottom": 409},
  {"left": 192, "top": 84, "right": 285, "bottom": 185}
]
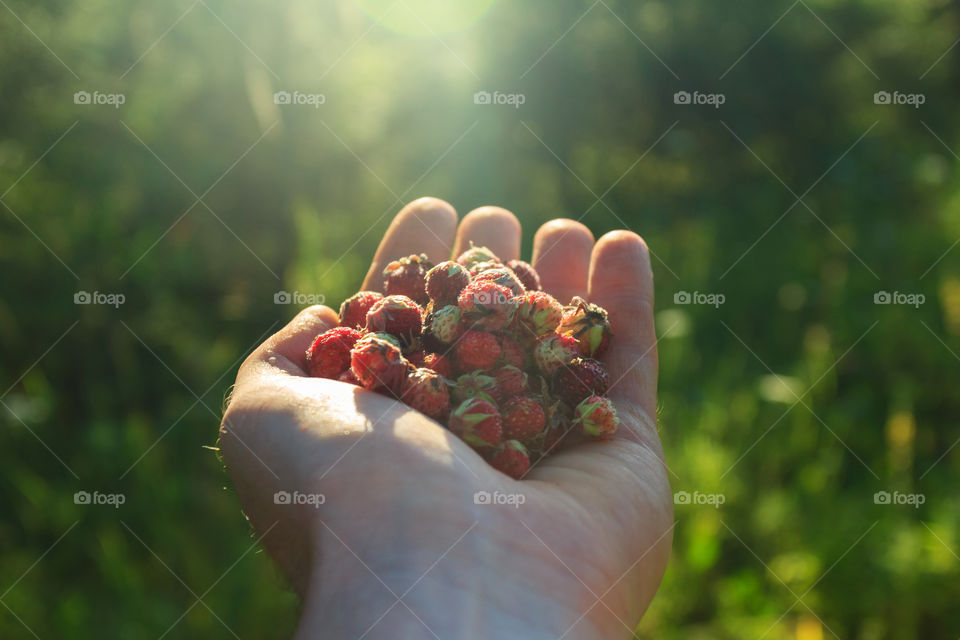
[{"left": 220, "top": 197, "right": 673, "bottom": 639}]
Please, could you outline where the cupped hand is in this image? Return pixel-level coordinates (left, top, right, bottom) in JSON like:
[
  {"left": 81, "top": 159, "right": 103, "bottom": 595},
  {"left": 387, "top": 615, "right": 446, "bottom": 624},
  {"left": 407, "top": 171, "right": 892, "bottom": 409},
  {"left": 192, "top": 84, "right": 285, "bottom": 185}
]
[{"left": 220, "top": 197, "right": 673, "bottom": 640}]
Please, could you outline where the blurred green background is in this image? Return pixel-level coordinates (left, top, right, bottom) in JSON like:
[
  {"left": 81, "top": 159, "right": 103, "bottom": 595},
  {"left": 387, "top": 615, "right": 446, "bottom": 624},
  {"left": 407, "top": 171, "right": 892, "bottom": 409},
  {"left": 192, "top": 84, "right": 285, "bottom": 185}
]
[{"left": 1, "top": 0, "right": 958, "bottom": 637}]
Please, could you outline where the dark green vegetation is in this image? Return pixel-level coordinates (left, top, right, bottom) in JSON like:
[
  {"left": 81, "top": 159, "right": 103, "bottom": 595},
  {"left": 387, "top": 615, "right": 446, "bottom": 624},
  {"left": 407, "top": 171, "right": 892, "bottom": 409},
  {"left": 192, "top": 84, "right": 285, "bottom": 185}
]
[{"left": 1, "top": 0, "right": 958, "bottom": 637}]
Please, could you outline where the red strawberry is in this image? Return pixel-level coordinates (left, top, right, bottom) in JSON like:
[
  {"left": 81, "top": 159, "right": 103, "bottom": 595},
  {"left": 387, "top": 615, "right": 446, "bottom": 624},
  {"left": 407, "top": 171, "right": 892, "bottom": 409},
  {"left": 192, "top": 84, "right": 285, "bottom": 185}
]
[
  {"left": 458, "top": 281, "right": 515, "bottom": 331},
  {"left": 488, "top": 440, "right": 531, "bottom": 479},
  {"left": 507, "top": 259, "right": 541, "bottom": 292},
  {"left": 455, "top": 244, "right": 500, "bottom": 269},
  {"left": 551, "top": 358, "right": 610, "bottom": 406},
  {"left": 448, "top": 397, "right": 502, "bottom": 448},
  {"left": 338, "top": 368, "right": 361, "bottom": 386},
  {"left": 559, "top": 297, "right": 613, "bottom": 358},
  {"left": 350, "top": 335, "right": 407, "bottom": 395},
  {"left": 422, "top": 352, "right": 452, "bottom": 378},
  {"left": 502, "top": 397, "right": 546, "bottom": 441},
  {"left": 492, "top": 365, "right": 527, "bottom": 403},
  {"left": 306, "top": 327, "right": 363, "bottom": 379},
  {"left": 339, "top": 291, "right": 383, "bottom": 329},
  {"left": 473, "top": 267, "right": 525, "bottom": 297},
  {"left": 574, "top": 395, "right": 619, "bottom": 439},
  {"left": 401, "top": 367, "right": 450, "bottom": 421},
  {"left": 425, "top": 261, "right": 471, "bottom": 305},
  {"left": 498, "top": 333, "right": 526, "bottom": 369},
  {"left": 365, "top": 295, "right": 423, "bottom": 347},
  {"left": 514, "top": 290, "right": 563, "bottom": 340},
  {"left": 406, "top": 350, "right": 426, "bottom": 367},
  {"left": 533, "top": 333, "right": 580, "bottom": 375},
  {"left": 383, "top": 253, "right": 432, "bottom": 304},
  {"left": 456, "top": 330, "right": 501, "bottom": 371}
]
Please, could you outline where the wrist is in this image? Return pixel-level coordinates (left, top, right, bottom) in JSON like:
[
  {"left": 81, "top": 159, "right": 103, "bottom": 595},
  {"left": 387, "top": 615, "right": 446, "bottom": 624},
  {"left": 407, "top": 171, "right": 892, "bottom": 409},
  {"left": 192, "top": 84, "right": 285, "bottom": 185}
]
[{"left": 293, "top": 514, "right": 619, "bottom": 640}]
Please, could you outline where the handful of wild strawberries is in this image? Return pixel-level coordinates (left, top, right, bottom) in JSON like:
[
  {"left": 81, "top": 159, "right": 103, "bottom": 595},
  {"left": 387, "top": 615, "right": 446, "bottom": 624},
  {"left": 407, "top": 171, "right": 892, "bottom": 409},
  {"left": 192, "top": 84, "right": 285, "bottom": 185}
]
[{"left": 304, "top": 244, "right": 618, "bottom": 479}]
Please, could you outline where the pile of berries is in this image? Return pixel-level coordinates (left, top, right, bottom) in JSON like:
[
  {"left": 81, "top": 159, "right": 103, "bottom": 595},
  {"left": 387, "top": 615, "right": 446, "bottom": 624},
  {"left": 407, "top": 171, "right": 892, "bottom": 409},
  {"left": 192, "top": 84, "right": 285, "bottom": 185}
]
[{"left": 304, "top": 245, "right": 618, "bottom": 479}]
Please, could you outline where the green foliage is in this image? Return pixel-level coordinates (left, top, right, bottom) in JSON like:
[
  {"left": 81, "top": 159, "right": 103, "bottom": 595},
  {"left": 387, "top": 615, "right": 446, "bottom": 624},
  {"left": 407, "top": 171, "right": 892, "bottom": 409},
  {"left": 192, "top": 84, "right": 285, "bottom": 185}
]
[{"left": 1, "top": 0, "right": 958, "bottom": 637}]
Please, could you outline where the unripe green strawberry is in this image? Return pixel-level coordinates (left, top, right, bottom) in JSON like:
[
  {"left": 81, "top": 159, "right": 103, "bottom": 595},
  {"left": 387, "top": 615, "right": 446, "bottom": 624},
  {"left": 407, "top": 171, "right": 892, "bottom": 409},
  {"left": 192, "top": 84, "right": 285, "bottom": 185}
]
[
  {"left": 429, "top": 304, "right": 462, "bottom": 344},
  {"left": 574, "top": 395, "right": 619, "bottom": 439},
  {"left": 534, "top": 333, "right": 579, "bottom": 375},
  {"left": 456, "top": 244, "right": 501, "bottom": 269}
]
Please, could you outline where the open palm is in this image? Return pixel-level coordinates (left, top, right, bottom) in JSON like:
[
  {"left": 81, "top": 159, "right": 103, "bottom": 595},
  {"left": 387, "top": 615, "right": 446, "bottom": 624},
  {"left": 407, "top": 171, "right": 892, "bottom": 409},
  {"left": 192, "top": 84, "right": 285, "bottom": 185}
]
[{"left": 220, "top": 197, "right": 673, "bottom": 639}]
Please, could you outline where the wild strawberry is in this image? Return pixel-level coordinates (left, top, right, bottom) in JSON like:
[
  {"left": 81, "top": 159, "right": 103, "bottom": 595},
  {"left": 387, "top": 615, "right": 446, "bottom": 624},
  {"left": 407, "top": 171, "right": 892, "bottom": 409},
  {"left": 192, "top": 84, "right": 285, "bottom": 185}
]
[
  {"left": 514, "top": 290, "right": 563, "bottom": 339},
  {"left": 448, "top": 397, "right": 502, "bottom": 448},
  {"left": 428, "top": 304, "right": 462, "bottom": 344},
  {"left": 350, "top": 335, "right": 408, "bottom": 395},
  {"left": 406, "top": 350, "right": 426, "bottom": 367},
  {"left": 473, "top": 267, "right": 525, "bottom": 297},
  {"left": 338, "top": 368, "right": 361, "bottom": 386},
  {"left": 383, "top": 253, "right": 432, "bottom": 304},
  {"left": 498, "top": 333, "right": 526, "bottom": 369},
  {"left": 306, "top": 327, "right": 363, "bottom": 379},
  {"left": 452, "top": 371, "right": 497, "bottom": 405},
  {"left": 339, "top": 291, "right": 383, "bottom": 329},
  {"left": 458, "top": 281, "right": 515, "bottom": 331},
  {"left": 559, "top": 297, "right": 614, "bottom": 358},
  {"left": 525, "top": 399, "right": 572, "bottom": 458},
  {"left": 425, "top": 261, "right": 471, "bottom": 305},
  {"left": 467, "top": 260, "right": 502, "bottom": 277},
  {"left": 365, "top": 295, "right": 423, "bottom": 347},
  {"left": 422, "top": 352, "right": 452, "bottom": 378},
  {"left": 488, "top": 440, "right": 531, "bottom": 479},
  {"left": 551, "top": 358, "right": 610, "bottom": 406},
  {"left": 574, "top": 395, "right": 619, "bottom": 439},
  {"left": 507, "top": 259, "right": 541, "bottom": 292},
  {"left": 401, "top": 367, "right": 450, "bottom": 421},
  {"left": 456, "top": 330, "right": 501, "bottom": 371},
  {"left": 456, "top": 244, "right": 500, "bottom": 269},
  {"left": 492, "top": 365, "right": 527, "bottom": 402},
  {"left": 359, "top": 331, "right": 401, "bottom": 349},
  {"left": 502, "top": 397, "right": 546, "bottom": 441},
  {"left": 534, "top": 333, "right": 579, "bottom": 375}
]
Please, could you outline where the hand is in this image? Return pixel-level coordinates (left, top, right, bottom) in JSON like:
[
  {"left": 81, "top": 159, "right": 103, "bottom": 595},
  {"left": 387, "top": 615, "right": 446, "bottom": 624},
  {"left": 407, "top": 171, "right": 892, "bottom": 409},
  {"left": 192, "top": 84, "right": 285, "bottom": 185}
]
[{"left": 220, "top": 197, "right": 673, "bottom": 640}]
